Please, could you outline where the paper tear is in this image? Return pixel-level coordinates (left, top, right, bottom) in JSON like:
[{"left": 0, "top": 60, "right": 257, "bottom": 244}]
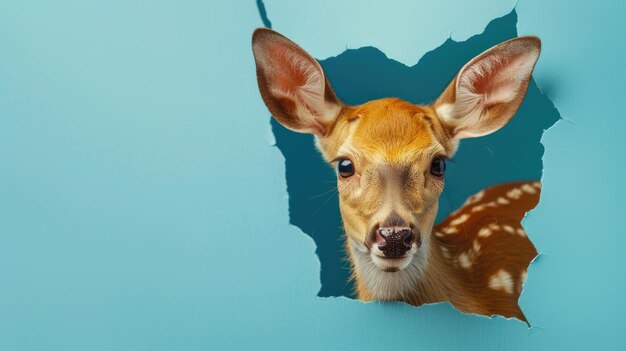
[{"left": 256, "top": 1, "right": 561, "bottom": 326}]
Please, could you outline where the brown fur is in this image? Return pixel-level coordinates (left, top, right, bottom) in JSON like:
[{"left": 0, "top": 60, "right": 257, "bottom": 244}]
[
  {"left": 395, "top": 182, "right": 538, "bottom": 321},
  {"left": 251, "top": 28, "right": 542, "bottom": 322}
]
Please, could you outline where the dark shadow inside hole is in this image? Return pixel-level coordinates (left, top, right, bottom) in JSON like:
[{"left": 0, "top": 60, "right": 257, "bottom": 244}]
[{"left": 268, "top": 10, "right": 560, "bottom": 300}]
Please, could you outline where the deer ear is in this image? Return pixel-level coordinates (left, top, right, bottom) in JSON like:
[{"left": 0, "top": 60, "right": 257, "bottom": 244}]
[
  {"left": 252, "top": 28, "right": 343, "bottom": 136},
  {"left": 434, "top": 36, "right": 541, "bottom": 140}
]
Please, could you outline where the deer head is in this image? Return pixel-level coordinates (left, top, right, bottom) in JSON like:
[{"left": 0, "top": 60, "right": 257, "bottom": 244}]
[{"left": 252, "top": 28, "right": 540, "bottom": 296}]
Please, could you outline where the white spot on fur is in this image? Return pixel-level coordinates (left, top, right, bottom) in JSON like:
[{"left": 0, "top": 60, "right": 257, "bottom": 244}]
[
  {"left": 532, "top": 182, "right": 541, "bottom": 189},
  {"left": 497, "top": 196, "right": 510, "bottom": 205},
  {"left": 507, "top": 188, "right": 523, "bottom": 200},
  {"left": 434, "top": 231, "right": 445, "bottom": 238},
  {"left": 478, "top": 227, "right": 492, "bottom": 237},
  {"left": 473, "top": 240, "right": 481, "bottom": 254},
  {"left": 518, "top": 269, "right": 528, "bottom": 293},
  {"left": 517, "top": 228, "right": 527, "bottom": 237},
  {"left": 450, "top": 213, "right": 470, "bottom": 226},
  {"left": 488, "top": 224, "right": 501, "bottom": 231},
  {"left": 521, "top": 183, "right": 537, "bottom": 194},
  {"left": 458, "top": 252, "right": 472, "bottom": 269},
  {"left": 485, "top": 201, "right": 498, "bottom": 208},
  {"left": 520, "top": 270, "right": 528, "bottom": 286},
  {"left": 471, "top": 204, "right": 487, "bottom": 213},
  {"left": 442, "top": 227, "right": 459, "bottom": 235},
  {"left": 503, "top": 225, "right": 515, "bottom": 234},
  {"left": 488, "top": 269, "right": 514, "bottom": 294},
  {"left": 463, "top": 190, "right": 485, "bottom": 206}
]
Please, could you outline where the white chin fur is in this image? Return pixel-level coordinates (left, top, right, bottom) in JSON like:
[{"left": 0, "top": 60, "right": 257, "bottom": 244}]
[{"left": 350, "top": 240, "right": 429, "bottom": 300}]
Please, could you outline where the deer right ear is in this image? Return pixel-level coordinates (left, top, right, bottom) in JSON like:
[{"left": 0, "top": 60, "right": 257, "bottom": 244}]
[{"left": 252, "top": 28, "right": 343, "bottom": 136}]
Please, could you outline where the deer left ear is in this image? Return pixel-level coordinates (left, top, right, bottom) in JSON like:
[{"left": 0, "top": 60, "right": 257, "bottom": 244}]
[{"left": 434, "top": 36, "right": 541, "bottom": 140}]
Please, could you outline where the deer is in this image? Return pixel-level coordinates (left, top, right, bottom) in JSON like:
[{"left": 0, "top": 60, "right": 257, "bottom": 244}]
[{"left": 251, "top": 28, "right": 541, "bottom": 322}]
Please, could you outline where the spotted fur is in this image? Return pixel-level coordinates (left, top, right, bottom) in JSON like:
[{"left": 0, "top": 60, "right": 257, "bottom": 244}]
[{"left": 429, "top": 181, "right": 540, "bottom": 321}]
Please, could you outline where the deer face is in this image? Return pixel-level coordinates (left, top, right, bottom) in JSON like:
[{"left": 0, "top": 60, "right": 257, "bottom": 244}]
[
  {"left": 315, "top": 99, "right": 452, "bottom": 272},
  {"left": 252, "top": 28, "right": 540, "bottom": 274}
]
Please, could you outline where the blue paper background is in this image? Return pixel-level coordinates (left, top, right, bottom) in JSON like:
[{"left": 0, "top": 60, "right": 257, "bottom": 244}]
[{"left": 1, "top": 1, "right": 624, "bottom": 350}]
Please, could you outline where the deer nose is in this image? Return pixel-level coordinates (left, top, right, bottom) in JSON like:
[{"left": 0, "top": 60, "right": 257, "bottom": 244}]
[{"left": 376, "top": 227, "right": 414, "bottom": 258}]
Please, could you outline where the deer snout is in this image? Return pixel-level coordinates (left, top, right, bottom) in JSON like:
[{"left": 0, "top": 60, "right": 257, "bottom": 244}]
[{"left": 376, "top": 227, "right": 414, "bottom": 258}]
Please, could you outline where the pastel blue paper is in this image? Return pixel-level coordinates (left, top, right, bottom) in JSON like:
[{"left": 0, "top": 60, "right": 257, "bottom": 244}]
[{"left": 0, "top": 1, "right": 624, "bottom": 350}]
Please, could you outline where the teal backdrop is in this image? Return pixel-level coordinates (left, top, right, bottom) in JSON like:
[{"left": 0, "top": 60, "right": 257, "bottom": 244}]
[{"left": 0, "top": 1, "right": 624, "bottom": 350}]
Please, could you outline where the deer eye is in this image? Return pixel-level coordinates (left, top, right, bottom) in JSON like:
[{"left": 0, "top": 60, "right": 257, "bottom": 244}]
[
  {"left": 337, "top": 159, "right": 355, "bottom": 178},
  {"left": 430, "top": 157, "right": 446, "bottom": 178}
]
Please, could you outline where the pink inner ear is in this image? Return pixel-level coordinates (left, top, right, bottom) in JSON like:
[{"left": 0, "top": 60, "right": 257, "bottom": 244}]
[
  {"left": 261, "top": 41, "right": 327, "bottom": 117},
  {"left": 470, "top": 55, "right": 515, "bottom": 94},
  {"left": 460, "top": 50, "right": 535, "bottom": 107},
  {"left": 252, "top": 29, "right": 342, "bottom": 135},
  {"left": 439, "top": 39, "right": 540, "bottom": 140},
  {"left": 266, "top": 42, "right": 310, "bottom": 97}
]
